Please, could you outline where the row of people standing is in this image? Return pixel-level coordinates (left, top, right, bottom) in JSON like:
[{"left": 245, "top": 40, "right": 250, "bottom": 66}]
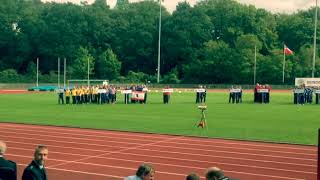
[
  {"left": 293, "top": 86, "right": 320, "bottom": 104},
  {"left": 229, "top": 86, "right": 242, "bottom": 103},
  {"left": 254, "top": 83, "right": 271, "bottom": 103},
  {"left": 58, "top": 85, "right": 118, "bottom": 105},
  {"left": 195, "top": 86, "right": 207, "bottom": 103},
  {"left": 123, "top": 84, "right": 148, "bottom": 104}
]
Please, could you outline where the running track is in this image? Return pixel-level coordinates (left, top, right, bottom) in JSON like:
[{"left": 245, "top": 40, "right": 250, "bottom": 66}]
[{"left": 0, "top": 123, "right": 317, "bottom": 180}]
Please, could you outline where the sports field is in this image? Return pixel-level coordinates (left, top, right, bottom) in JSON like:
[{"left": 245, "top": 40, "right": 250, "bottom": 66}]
[{"left": 0, "top": 90, "right": 318, "bottom": 145}]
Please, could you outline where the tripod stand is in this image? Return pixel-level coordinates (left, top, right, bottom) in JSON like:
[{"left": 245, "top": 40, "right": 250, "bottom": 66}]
[{"left": 196, "top": 106, "right": 208, "bottom": 133}]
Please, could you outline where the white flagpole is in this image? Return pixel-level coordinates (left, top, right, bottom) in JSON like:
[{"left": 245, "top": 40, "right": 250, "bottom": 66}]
[
  {"left": 312, "top": 0, "right": 318, "bottom": 77},
  {"left": 283, "top": 45, "right": 286, "bottom": 83},
  {"left": 254, "top": 45, "right": 257, "bottom": 85},
  {"left": 36, "top": 57, "right": 39, "bottom": 87},
  {"left": 58, "top": 57, "right": 60, "bottom": 88},
  {"left": 64, "top": 58, "right": 66, "bottom": 89},
  {"left": 157, "top": 0, "right": 162, "bottom": 83},
  {"left": 87, "top": 57, "right": 90, "bottom": 87}
]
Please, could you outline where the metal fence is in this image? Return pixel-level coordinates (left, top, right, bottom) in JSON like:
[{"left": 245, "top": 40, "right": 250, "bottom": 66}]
[{"left": 0, "top": 83, "right": 295, "bottom": 90}]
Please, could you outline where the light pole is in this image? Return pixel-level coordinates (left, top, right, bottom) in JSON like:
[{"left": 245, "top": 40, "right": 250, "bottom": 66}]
[
  {"left": 157, "top": 0, "right": 162, "bottom": 83},
  {"left": 312, "top": 0, "right": 318, "bottom": 77}
]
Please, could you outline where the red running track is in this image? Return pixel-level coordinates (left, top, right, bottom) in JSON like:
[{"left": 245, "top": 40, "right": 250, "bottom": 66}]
[{"left": 0, "top": 123, "right": 317, "bottom": 180}]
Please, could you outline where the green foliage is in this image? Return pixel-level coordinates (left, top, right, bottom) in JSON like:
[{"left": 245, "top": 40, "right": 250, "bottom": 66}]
[
  {"left": 0, "top": 92, "right": 319, "bottom": 145},
  {"left": 0, "top": 69, "right": 21, "bottom": 82},
  {"left": 95, "top": 49, "right": 121, "bottom": 80},
  {"left": 71, "top": 47, "right": 95, "bottom": 79},
  {"left": 161, "top": 68, "right": 180, "bottom": 84},
  {"left": 125, "top": 71, "right": 149, "bottom": 83}
]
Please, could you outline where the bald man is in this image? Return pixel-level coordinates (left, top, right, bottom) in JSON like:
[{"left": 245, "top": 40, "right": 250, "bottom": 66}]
[
  {"left": 22, "top": 145, "right": 49, "bottom": 180},
  {"left": 205, "top": 167, "right": 238, "bottom": 180},
  {"left": 0, "top": 140, "right": 17, "bottom": 180}
]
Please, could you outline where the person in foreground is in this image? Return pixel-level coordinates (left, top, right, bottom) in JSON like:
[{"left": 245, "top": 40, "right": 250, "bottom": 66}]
[
  {"left": 186, "top": 173, "right": 200, "bottom": 180},
  {"left": 22, "top": 145, "right": 49, "bottom": 180},
  {"left": 125, "top": 163, "right": 155, "bottom": 180},
  {"left": 205, "top": 167, "right": 238, "bottom": 180},
  {"left": 0, "top": 140, "right": 17, "bottom": 180}
]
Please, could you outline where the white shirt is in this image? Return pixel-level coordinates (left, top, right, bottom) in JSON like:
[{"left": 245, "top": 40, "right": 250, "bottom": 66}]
[{"left": 124, "top": 175, "right": 142, "bottom": 180}]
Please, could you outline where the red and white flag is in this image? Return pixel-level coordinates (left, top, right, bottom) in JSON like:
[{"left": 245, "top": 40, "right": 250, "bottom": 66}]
[{"left": 284, "top": 45, "right": 293, "bottom": 55}]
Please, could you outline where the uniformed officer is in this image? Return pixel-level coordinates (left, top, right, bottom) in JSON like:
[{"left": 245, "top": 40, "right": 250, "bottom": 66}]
[
  {"left": 57, "top": 87, "right": 64, "bottom": 104},
  {"left": 0, "top": 140, "right": 17, "bottom": 180},
  {"left": 22, "top": 145, "right": 49, "bottom": 180}
]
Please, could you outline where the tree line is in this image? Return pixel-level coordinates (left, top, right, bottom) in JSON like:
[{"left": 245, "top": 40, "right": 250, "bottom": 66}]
[{"left": 0, "top": 0, "right": 319, "bottom": 84}]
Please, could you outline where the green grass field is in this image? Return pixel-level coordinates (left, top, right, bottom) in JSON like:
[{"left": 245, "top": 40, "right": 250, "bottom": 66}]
[{"left": 0, "top": 91, "right": 319, "bottom": 145}]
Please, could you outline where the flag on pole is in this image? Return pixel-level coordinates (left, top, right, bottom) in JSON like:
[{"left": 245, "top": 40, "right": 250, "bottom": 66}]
[{"left": 284, "top": 45, "right": 293, "bottom": 55}]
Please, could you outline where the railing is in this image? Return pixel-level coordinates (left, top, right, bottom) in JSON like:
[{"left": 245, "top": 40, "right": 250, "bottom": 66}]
[{"left": 0, "top": 83, "right": 296, "bottom": 90}]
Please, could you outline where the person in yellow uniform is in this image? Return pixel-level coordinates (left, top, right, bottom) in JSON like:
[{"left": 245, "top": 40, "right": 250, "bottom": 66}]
[
  {"left": 71, "top": 87, "right": 77, "bottom": 104},
  {"left": 65, "top": 88, "right": 71, "bottom": 104}
]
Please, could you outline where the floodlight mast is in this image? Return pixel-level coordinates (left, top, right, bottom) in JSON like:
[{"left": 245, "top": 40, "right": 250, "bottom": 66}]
[
  {"left": 157, "top": 0, "right": 162, "bottom": 83},
  {"left": 312, "top": 0, "right": 318, "bottom": 77}
]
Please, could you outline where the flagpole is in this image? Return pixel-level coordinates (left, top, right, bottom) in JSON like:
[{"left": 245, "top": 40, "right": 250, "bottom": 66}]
[
  {"left": 36, "top": 57, "right": 39, "bottom": 87},
  {"left": 87, "top": 57, "right": 90, "bottom": 87},
  {"left": 64, "top": 57, "right": 66, "bottom": 89},
  {"left": 157, "top": 0, "right": 162, "bottom": 83},
  {"left": 283, "top": 44, "right": 286, "bottom": 83},
  {"left": 312, "top": 0, "right": 318, "bottom": 77},
  {"left": 254, "top": 45, "right": 257, "bottom": 85}
]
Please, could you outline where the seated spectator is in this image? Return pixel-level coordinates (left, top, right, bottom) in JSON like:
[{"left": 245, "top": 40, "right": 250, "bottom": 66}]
[
  {"left": 205, "top": 167, "right": 238, "bottom": 180},
  {"left": 0, "top": 140, "right": 17, "bottom": 180},
  {"left": 125, "top": 163, "right": 155, "bottom": 180},
  {"left": 186, "top": 173, "right": 200, "bottom": 180}
]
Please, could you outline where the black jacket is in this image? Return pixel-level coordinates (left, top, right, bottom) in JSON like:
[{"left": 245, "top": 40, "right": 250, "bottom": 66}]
[
  {"left": 22, "top": 161, "right": 48, "bottom": 180},
  {"left": 0, "top": 156, "right": 17, "bottom": 180}
]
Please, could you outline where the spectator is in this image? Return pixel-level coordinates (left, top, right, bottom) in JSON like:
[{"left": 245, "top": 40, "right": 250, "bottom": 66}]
[
  {"left": 22, "top": 145, "right": 49, "bottom": 180},
  {"left": 125, "top": 163, "right": 155, "bottom": 180},
  {"left": 0, "top": 140, "right": 17, "bottom": 180},
  {"left": 186, "top": 173, "right": 200, "bottom": 180},
  {"left": 205, "top": 167, "right": 237, "bottom": 180}
]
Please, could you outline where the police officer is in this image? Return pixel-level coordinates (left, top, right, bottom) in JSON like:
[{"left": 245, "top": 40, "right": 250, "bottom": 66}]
[{"left": 22, "top": 145, "right": 49, "bottom": 180}]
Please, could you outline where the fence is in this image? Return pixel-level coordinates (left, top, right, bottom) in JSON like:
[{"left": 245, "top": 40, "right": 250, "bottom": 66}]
[{"left": 0, "top": 83, "right": 295, "bottom": 90}]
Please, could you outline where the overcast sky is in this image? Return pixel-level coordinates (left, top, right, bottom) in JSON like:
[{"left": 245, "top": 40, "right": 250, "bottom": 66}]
[{"left": 43, "top": 0, "right": 316, "bottom": 13}]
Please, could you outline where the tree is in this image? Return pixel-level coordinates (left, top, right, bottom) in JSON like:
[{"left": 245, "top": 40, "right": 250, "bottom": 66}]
[
  {"left": 161, "top": 1, "right": 212, "bottom": 77},
  {"left": 95, "top": 49, "right": 121, "bottom": 80},
  {"left": 110, "top": 1, "right": 170, "bottom": 75},
  {"left": 115, "top": 0, "right": 129, "bottom": 9},
  {"left": 71, "top": 47, "right": 94, "bottom": 79}
]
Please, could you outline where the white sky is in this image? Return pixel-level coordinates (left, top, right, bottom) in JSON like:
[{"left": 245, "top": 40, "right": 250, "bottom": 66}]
[{"left": 42, "top": 0, "right": 316, "bottom": 13}]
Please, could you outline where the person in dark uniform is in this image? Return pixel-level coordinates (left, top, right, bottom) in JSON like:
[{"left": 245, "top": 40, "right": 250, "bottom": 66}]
[
  {"left": 163, "top": 86, "right": 171, "bottom": 104},
  {"left": 0, "top": 140, "right": 17, "bottom": 180},
  {"left": 205, "top": 167, "right": 238, "bottom": 180},
  {"left": 315, "top": 87, "right": 320, "bottom": 104},
  {"left": 57, "top": 87, "right": 64, "bottom": 104},
  {"left": 22, "top": 145, "right": 48, "bottom": 180},
  {"left": 203, "top": 86, "right": 207, "bottom": 103}
]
